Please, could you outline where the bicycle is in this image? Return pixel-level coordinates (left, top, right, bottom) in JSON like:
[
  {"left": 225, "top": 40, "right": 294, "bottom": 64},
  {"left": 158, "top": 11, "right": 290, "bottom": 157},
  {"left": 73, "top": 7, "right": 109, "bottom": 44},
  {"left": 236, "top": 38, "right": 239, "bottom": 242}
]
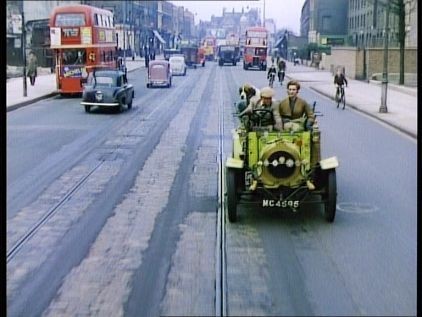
[
  {"left": 335, "top": 85, "right": 346, "bottom": 110},
  {"left": 278, "top": 70, "right": 285, "bottom": 85},
  {"left": 268, "top": 72, "right": 275, "bottom": 88}
]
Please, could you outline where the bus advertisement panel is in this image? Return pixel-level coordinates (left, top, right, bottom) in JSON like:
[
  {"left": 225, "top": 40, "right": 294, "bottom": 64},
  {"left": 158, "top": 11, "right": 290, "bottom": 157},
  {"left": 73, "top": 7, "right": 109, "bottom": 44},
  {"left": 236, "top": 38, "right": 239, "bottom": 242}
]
[
  {"left": 243, "top": 26, "right": 268, "bottom": 71},
  {"left": 49, "top": 4, "right": 117, "bottom": 94}
]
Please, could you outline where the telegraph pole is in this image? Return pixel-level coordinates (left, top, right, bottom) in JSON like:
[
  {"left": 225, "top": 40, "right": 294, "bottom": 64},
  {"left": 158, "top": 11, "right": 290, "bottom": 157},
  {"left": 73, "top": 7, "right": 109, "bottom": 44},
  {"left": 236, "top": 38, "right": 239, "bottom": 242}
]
[
  {"left": 263, "top": 0, "right": 266, "bottom": 27},
  {"left": 22, "top": 6, "right": 27, "bottom": 97},
  {"left": 380, "top": 3, "right": 389, "bottom": 113},
  {"left": 123, "top": 0, "right": 127, "bottom": 68}
]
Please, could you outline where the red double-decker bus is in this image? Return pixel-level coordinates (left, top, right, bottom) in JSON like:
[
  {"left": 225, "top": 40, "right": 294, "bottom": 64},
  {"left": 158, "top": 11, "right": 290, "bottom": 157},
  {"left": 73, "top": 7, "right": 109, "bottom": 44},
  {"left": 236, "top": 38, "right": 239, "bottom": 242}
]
[
  {"left": 243, "top": 26, "right": 268, "bottom": 71},
  {"left": 49, "top": 4, "right": 117, "bottom": 94}
]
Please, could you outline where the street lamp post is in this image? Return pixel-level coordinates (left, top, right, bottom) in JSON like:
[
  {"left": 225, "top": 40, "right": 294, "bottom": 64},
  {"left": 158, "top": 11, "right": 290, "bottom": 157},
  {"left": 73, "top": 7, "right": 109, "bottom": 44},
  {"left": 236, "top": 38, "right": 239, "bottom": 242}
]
[
  {"left": 380, "top": 3, "right": 390, "bottom": 113},
  {"left": 22, "top": 7, "right": 27, "bottom": 97},
  {"left": 360, "top": 29, "right": 367, "bottom": 79},
  {"left": 123, "top": 0, "right": 127, "bottom": 68},
  {"left": 263, "top": 0, "right": 266, "bottom": 27}
]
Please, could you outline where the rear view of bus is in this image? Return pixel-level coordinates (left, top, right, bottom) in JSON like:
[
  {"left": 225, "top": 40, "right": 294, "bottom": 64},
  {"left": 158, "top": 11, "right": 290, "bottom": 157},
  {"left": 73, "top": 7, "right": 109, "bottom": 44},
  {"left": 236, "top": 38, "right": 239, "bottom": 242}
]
[{"left": 49, "top": 4, "right": 117, "bottom": 95}]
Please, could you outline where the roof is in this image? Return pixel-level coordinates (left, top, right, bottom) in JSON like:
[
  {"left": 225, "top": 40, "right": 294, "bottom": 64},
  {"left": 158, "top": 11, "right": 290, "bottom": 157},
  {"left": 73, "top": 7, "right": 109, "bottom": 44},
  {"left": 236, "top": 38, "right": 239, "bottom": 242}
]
[{"left": 149, "top": 59, "right": 169, "bottom": 65}]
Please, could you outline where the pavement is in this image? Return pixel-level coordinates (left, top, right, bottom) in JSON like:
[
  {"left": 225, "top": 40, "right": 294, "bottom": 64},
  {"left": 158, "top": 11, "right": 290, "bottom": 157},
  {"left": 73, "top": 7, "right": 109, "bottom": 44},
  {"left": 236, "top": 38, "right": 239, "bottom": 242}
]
[
  {"left": 6, "top": 58, "right": 149, "bottom": 112},
  {"left": 6, "top": 56, "right": 417, "bottom": 139},
  {"left": 282, "top": 59, "right": 417, "bottom": 139}
]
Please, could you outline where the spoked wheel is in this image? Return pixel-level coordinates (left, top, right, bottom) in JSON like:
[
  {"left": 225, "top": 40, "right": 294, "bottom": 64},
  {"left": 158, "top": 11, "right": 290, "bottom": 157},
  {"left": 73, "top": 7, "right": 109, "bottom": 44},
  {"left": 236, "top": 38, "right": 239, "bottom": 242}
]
[
  {"left": 324, "top": 169, "right": 337, "bottom": 222},
  {"left": 269, "top": 76, "right": 274, "bottom": 88},
  {"left": 342, "top": 91, "right": 346, "bottom": 110},
  {"left": 226, "top": 168, "right": 238, "bottom": 222},
  {"left": 336, "top": 91, "right": 340, "bottom": 108}
]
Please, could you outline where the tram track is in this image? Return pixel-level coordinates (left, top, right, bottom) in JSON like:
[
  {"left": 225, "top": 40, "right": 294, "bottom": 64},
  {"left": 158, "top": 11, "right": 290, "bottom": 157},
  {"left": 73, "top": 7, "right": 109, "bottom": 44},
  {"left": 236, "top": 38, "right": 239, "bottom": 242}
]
[
  {"left": 6, "top": 69, "right": 201, "bottom": 264},
  {"left": 216, "top": 66, "right": 227, "bottom": 317},
  {"left": 215, "top": 64, "right": 244, "bottom": 316}
]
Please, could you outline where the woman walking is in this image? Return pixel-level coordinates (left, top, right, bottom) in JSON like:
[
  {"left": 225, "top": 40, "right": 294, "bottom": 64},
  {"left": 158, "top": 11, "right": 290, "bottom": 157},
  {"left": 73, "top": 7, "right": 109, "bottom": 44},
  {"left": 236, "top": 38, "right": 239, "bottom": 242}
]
[{"left": 27, "top": 51, "right": 38, "bottom": 86}]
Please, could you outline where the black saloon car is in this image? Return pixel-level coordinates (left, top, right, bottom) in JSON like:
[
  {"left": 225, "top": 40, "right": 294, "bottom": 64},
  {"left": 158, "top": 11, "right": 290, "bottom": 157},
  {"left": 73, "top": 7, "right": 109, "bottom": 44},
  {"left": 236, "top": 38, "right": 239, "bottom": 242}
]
[{"left": 81, "top": 69, "right": 134, "bottom": 113}]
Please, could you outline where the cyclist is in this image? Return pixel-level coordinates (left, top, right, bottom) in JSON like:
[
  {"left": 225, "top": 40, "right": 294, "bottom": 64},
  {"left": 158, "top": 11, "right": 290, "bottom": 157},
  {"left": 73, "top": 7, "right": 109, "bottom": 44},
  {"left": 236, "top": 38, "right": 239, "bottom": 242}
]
[
  {"left": 277, "top": 59, "right": 286, "bottom": 85},
  {"left": 267, "top": 63, "right": 277, "bottom": 88},
  {"left": 334, "top": 68, "right": 348, "bottom": 101}
]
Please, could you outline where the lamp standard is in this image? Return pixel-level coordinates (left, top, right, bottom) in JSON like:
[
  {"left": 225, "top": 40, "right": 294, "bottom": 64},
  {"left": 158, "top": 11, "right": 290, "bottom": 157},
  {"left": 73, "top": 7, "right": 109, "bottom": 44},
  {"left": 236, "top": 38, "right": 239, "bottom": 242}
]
[
  {"left": 380, "top": 3, "right": 390, "bottom": 113},
  {"left": 22, "top": 6, "right": 27, "bottom": 97},
  {"left": 123, "top": 0, "right": 126, "bottom": 66},
  {"left": 263, "top": 0, "right": 266, "bottom": 27},
  {"left": 360, "top": 29, "right": 367, "bottom": 79}
]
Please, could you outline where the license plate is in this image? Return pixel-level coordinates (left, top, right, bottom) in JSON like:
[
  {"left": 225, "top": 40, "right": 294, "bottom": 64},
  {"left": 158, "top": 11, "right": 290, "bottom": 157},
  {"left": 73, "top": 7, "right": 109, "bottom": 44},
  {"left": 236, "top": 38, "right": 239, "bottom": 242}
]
[{"left": 262, "top": 199, "right": 300, "bottom": 208}]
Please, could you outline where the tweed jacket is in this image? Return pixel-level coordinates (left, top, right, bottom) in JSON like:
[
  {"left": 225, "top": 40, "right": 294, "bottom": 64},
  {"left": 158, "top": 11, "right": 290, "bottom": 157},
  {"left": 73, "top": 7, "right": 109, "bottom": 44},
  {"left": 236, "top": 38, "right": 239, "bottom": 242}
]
[
  {"left": 273, "top": 97, "right": 315, "bottom": 126},
  {"left": 241, "top": 97, "right": 278, "bottom": 129}
]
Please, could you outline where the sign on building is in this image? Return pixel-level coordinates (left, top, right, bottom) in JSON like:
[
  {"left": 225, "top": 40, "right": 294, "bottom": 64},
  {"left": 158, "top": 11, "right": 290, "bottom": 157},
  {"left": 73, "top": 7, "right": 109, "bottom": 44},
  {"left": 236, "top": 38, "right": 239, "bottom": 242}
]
[{"left": 12, "top": 14, "right": 22, "bottom": 34}]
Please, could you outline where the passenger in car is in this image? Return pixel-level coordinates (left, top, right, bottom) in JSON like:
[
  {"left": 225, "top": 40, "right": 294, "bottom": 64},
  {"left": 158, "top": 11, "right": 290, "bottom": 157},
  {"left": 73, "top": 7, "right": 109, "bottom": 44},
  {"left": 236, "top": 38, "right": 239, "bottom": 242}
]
[{"left": 274, "top": 80, "right": 315, "bottom": 131}]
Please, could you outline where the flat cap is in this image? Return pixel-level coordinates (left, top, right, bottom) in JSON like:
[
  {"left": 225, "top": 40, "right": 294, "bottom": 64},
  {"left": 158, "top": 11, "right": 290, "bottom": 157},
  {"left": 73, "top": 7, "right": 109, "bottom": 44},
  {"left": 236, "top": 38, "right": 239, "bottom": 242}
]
[{"left": 260, "top": 86, "right": 275, "bottom": 98}]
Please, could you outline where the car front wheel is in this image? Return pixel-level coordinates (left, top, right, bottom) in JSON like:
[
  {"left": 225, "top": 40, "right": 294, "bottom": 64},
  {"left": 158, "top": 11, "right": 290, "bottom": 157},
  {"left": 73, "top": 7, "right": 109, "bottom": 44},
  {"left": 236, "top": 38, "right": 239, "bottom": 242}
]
[
  {"left": 226, "top": 168, "right": 238, "bottom": 222},
  {"left": 324, "top": 169, "right": 337, "bottom": 222},
  {"left": 118, "top": 100, "right": 125, "bottom": 112}
]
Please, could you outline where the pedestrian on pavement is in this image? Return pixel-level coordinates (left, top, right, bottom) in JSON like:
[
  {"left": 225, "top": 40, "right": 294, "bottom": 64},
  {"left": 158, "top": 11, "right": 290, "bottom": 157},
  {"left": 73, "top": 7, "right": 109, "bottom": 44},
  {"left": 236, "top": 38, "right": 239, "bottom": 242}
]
[
  {"left": 144, "top": 45, "right": 149, "bottom": 67},
  {"left": 274, "top": 80, "right": 315, "bottom": 132},
  {"left": 239, "top": 86, "right": 278, "bottom": 131},
  {"left": 277, "top": 59, "right": 286, "bottom": 84},
  {"left": 27, "top": 51, "right": 38, "bottom": 86}
]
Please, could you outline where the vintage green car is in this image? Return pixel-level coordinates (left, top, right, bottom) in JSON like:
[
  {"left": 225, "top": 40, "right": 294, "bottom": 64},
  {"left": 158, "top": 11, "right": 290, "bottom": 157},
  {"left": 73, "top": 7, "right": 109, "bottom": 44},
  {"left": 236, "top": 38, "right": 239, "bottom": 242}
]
[{"left": 225, "top": 104, "right": 338, "bottom": 222}]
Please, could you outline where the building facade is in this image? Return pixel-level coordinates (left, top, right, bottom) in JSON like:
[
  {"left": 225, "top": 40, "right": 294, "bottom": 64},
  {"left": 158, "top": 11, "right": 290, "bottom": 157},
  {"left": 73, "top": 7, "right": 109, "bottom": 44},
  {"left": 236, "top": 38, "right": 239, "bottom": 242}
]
[
  {"left": 348, "top": 0, "right": 417, "bottom": 48},
  {"left": 6, "top": 0, "right": 196, "bottom": 66},
  {"left": 302, "top": 0, "right": 349, "bottom": 45}
]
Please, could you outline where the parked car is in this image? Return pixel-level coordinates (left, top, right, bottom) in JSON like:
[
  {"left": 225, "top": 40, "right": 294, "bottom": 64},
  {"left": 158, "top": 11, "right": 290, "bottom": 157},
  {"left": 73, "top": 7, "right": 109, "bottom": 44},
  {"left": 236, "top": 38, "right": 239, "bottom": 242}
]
[
  {"left": 146, "top": 60, "right": 172, "bottom": 88},
  {"left": 225, "top": 102, "right": 339, "bottom": 222},
  {"left": 169, "top": 55, "right": 187, "bottom": 76},
  {"left": 80, "top": 69, "right": 134, "bottom": 113}
]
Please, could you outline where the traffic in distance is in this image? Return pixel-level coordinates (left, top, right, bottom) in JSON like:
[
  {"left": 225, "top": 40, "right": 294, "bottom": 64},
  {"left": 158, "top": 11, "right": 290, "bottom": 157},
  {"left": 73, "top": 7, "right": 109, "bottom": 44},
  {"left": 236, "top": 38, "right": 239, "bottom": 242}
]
[{"left": 7, "top": 3, "right": 416, "bottom": 317}]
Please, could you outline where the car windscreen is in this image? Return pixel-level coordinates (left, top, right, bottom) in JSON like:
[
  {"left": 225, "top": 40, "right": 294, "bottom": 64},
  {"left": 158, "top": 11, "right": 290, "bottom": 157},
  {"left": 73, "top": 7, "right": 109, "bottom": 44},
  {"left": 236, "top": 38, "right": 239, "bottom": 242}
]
[
  {"left": 220, "top": 46, "right": 235, "bottom": 52},
  {"left": 90, "top": 76, "right": 115, "bottom": 87},
  {"left": 255, "top": 48, "right": 267, "bottom": 56},
  {"left": 170, "top": 59, "right": 184, "bottom": 64}
]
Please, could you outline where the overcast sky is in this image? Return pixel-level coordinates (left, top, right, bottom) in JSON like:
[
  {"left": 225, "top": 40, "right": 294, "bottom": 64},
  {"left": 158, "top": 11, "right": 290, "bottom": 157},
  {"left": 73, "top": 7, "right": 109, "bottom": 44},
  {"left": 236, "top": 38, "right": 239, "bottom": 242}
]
[{"left": 169, "top": 0, "right": 306, "bottom": 34}]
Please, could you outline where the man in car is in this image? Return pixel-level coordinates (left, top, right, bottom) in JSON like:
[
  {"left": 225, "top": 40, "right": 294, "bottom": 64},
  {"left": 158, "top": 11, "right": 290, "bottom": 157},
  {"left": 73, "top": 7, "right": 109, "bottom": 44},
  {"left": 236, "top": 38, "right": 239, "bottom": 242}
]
[
  {"left": 274, "top": 80, "right": 315, "bottom": 131},
  {"left": 239, "top": 86, "right": 278, "bottom": 131}
]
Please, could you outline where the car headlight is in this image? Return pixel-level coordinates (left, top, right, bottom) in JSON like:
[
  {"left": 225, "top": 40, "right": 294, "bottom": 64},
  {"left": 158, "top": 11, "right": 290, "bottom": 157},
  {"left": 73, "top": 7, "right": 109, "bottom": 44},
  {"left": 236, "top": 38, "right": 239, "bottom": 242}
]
[{"left": 285, "top": 158, "right": 294, "bottom": 168}]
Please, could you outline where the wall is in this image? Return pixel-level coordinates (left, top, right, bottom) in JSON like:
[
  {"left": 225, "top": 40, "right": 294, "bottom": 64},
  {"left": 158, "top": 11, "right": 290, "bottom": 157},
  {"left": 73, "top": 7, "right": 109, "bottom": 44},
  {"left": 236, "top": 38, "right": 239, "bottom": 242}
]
[
  {"left": 366, "top": 47, "right": 418, "bottom": 76},
  {"left": 320, "top": 46, "right": 418, "bottom": 84},
  {"left": 320, "top": 46, "right": 357, "bottom": 78}
]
